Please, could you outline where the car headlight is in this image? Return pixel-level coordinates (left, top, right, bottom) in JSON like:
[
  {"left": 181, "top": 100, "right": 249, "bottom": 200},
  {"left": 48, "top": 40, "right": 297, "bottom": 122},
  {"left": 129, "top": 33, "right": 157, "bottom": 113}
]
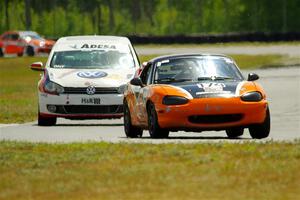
[
  {"left": 241, "top": 92, "right": 262, "bottom": 102},
  {"left": 44, "top": 80, "right": 64, "bottom": 95},
  {"left": 39, "top": 41, "right": 45, "bottom": 47},
  {"left": 117, "top": 84, "right": 127, "bottom": 94},
  {"left": 162, "top": 96, "right": 189, "bottom": 105}
]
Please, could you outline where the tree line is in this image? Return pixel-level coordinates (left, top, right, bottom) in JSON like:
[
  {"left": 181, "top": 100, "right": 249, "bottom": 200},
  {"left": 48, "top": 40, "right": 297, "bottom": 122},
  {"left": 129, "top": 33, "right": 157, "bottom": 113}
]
[{"left": 0, "top": 0, "right": 299, "bottom": 38}]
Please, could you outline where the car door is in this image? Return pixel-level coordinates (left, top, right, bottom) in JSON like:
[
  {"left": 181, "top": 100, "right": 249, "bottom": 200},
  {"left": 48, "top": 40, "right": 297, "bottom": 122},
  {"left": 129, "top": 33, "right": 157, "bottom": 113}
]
[
  {"left": 1, "top": 33, "right": 10, "bottom": 53},
  {"left": 135, "top": 62, "right": 154, "bottom": 124},
  {"left": 3, "top": 33, "right": 22, "bottom": 54}
]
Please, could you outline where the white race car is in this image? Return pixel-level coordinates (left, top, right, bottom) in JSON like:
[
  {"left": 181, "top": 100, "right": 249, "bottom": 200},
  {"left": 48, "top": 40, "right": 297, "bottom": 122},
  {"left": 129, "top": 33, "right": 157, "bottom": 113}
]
[{"left": 31, "top": 35, "right": 140, "bottom": 126}]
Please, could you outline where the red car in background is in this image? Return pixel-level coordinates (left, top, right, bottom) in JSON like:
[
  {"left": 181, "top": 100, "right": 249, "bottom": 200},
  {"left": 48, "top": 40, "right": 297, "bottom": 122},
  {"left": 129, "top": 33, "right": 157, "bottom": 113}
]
[{"left": 0, "top": 31, "right": 55, "bottom": 57}]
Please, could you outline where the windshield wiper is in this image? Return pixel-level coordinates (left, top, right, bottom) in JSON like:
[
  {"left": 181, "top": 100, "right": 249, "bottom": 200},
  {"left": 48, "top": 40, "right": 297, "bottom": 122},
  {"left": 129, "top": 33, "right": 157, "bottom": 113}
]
[
  {"left": 197, "top": 76, "right": 234, "bottom": 81},
  {"left": 197, "top": 77, "right": 213, "bottom": 81},
  {"left": 214, "top": 76, "right": 234, "bottom": 80},
  {"left": 156, "top": 77, "right": 193, "bottom": 83}
]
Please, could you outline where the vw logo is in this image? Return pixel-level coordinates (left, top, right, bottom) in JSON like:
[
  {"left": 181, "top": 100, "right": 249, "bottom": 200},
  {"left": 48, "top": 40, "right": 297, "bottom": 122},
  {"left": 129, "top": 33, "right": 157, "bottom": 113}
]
[
  {"left": 86, "top": 86, "right": 96, "bottom": 95},
  {"left": 77, "top": 71, "right": 107, "bottom": 79}
]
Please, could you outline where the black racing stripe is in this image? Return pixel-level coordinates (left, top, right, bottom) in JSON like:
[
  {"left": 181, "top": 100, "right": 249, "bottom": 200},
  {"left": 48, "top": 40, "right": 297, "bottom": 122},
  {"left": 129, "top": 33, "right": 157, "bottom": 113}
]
[{"left": 172, "top": 81, "right": 241, "bottom": 98}]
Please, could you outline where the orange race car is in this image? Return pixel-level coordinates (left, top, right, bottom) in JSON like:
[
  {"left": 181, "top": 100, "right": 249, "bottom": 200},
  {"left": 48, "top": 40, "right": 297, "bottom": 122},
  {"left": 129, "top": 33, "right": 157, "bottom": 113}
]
[
  {"left": 123, "top": 54, "right": 270, "bottom": 139},
  {"left": 0, "top": 31, "right": 55, "bottom": 57}
]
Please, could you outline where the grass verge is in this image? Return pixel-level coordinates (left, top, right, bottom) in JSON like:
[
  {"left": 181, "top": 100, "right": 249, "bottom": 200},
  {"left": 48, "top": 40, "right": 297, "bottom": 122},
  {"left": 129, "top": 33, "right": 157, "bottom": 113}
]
[
  {"left": 0, "top": 57, "right": 47, "bottom": 123},
  {"left": 0, "top": 141, "right": 299, "bottom": 200}
]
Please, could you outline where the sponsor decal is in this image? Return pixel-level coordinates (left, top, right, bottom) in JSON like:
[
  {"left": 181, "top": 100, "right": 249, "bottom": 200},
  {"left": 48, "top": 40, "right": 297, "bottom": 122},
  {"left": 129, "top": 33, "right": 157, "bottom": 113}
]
[
  {"left": 197, "top": 83, "right": 225, "bottom": 93},
  {"left": 86, "top": 86, "right": 96, "bottom": 95},
  {"left": 69, "top": 44, "right": 78, "bottom": 49},
  {"left": 81, "top": 44, "right": 116, "bottom": 49},
  {"left": 53, "top": 65, "right": 65, "bottom": 68},
  {"left": 77, "top": 71, "right": 107, "bottom": 79},
  {"left": 179, "top": 81, "right": 239, "bottom": 98}
]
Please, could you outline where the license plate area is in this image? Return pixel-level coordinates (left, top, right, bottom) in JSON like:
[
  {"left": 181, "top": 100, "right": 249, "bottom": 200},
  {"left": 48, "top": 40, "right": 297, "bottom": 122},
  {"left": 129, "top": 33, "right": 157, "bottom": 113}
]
[{"left": 81, "top": 98, "right": 101, "bottom": 105}]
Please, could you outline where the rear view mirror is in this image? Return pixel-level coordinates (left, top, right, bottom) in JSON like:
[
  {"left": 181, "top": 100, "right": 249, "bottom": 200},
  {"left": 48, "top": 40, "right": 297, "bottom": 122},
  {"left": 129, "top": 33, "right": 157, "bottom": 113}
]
[
  {"left": 247, "top": 73, "right": 259, "bottom": 81},
  {"left": 30, "top": 62, "right": 44, "bottom": 71},
  {"left": 130, "top": 78, "right": 144, "bottom": 87}
]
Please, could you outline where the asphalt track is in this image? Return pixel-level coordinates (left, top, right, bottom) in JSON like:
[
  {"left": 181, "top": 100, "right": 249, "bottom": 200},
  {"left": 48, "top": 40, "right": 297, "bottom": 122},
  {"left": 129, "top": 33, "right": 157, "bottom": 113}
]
[{"left": 1, "top": 66, "right": 299, "bottom": 143}]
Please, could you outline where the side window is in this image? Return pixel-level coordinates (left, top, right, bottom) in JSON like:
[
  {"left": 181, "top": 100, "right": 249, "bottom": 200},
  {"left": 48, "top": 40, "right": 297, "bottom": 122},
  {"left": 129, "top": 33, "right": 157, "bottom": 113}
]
[
  {"left": 11, "top": 34, "right": 19, "bottom": 40},
  {"left": 140, "top": 63, "right": 153, "bottom": 85},
  {"left": 146, "top": 64, "right": 154, "bottom": 85},
  {"left": 2, "top": 34, "right": 10, "bottom": 40}
]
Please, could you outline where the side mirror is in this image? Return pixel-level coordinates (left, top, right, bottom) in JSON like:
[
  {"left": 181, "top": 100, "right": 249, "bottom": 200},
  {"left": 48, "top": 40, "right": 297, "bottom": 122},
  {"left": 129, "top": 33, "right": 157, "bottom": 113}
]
[
  {"left": 30, "top": 62, "right": 44, "bottom": 71},
  {"left": 130, "top": 77, "right": 144, "bottom": 87},
  {"left": 247, "top": 73, "right": 259, "bottom": 81}
]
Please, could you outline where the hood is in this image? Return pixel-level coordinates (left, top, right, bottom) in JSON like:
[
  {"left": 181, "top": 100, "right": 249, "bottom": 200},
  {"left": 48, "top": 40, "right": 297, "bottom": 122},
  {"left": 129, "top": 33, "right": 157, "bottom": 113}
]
[
  {"left": 29, "top": 38, "right": 55, "bottom": 47},
  {"left": 172, "top": 80, "right": 245, "bottom": 98},
  {"left": 47, "top": 68, "right": 135, "bottom": 87},
  {"left": 29, "top": 39, "right": 43, "bottom": 46}
]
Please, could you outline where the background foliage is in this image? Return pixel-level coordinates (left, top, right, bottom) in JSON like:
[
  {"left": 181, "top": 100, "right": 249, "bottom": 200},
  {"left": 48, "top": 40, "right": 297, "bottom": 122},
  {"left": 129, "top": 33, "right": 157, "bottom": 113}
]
[{"left": 0, "top": 0, "right": 300, "bottom": 38}]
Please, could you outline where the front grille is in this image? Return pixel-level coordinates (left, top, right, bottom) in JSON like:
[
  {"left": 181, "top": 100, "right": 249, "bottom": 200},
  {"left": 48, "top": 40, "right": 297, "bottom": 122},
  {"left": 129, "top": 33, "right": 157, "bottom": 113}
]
[
  {"left": 188, "top": 114, "right": 243, "bottom": 124},
  {"left": 63, "top": 87, "right": 119, "bottom": 94},
  {"left": 48, "top": 105, "right": 123, "bottom": 114}
]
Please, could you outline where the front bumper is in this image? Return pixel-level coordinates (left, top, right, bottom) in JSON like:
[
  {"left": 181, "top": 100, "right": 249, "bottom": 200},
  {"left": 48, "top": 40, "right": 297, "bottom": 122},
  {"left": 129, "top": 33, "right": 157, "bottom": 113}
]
[
  {"left": 39, "top": 92, "right": 124, "bottom": 119},
  {"left": 37, "top": 47, "right": 52, "bottom": 53},
  {"left": 155, "top": 97, "right": 268, "bottom": 131}
]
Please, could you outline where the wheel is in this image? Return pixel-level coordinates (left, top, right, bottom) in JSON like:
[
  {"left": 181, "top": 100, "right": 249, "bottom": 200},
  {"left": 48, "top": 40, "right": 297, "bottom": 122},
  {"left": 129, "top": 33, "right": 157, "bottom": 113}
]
[
  {"left": 249, "top": 107, "right": 270, "bottom": 139},
  {"left": 147, "top": 102, "right": 169, "bottom": 138},
  {"left": 17, "top": 52, "right": 23, "bottom": 57},
  {"left": 123, "top": 101, "right": 143, "bottom": 138},
  {"left": 0, "top": 48, "right": 3, "bottom": 57},
  {"left": 226, "top": 127, "right": 244, "bottom": 138},
  {"left": 38, "top": 112, "right": 56, "bottom": 126},
  {"left": 26, "top": 46, "right": 35, "bottom": 56}
]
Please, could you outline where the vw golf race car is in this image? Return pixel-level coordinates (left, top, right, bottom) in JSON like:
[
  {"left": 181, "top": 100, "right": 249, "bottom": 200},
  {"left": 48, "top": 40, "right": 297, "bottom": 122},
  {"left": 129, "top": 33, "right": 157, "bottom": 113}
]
[
  {"left": 123, "top": 54, "right": 270, "bottom": 139},
  {"left": 31, "top": 35, "right": 140, "bottom": 126}
]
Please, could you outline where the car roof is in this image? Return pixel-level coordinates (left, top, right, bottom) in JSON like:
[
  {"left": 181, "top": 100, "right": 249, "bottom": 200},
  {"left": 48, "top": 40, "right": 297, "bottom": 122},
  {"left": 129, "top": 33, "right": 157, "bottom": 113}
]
[
  {"left": 57, "top": 35, "right": 130, "bottom": 43},
  {"left": 148, "top": 53, "right": 232, "bottom": 63},
  {"left": 52, "top": 35, "right": 131, "bottom": 52}
]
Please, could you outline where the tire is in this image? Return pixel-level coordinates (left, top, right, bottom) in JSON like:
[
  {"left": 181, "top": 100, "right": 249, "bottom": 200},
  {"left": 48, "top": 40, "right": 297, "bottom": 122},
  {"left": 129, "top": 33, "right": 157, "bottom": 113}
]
[
  {"left": 0, "top": 48, "right": 3, "bottom": 57},
  {"left": 17, "top": 52, "right": 23, "bottom": 57},
  {"left": 26, "top": 46, "right": 35, "bottom": 56},
  {"left": 249, "top": 107, "right": 270, "bottom": 139},
  {"left": 147, "top": 102, "right": 169, "bottom": 138},
  {"left": 123, "top": 101, "right": 143, "bottom": 138},
  {"left": 38, "top": 112, "right": 56, "bottom": 126},
  {"left": 226, "top": 127, "right": 244, "bottom": 138}
]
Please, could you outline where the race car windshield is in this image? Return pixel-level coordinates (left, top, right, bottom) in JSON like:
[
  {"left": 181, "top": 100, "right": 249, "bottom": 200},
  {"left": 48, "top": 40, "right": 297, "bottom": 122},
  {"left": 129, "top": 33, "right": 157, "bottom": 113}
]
[
  {"left": 50, "top": 50, "right": 135, "bottom": 69},
  {"left": 20, "top": 32, "right": 43, "bottom": 40},
  {"left": 155, "top": 56, "right": 243, "bottom": 83}
]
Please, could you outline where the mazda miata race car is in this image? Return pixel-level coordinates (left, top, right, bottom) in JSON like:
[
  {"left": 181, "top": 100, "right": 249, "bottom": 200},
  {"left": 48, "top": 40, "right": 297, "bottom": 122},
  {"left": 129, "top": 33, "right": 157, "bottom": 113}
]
[
  {"left": 31, "top": 35, "right": 140, "bottom": 126},
  {"left": 123, "top": 54, "right": 270, "bottom": 139}
]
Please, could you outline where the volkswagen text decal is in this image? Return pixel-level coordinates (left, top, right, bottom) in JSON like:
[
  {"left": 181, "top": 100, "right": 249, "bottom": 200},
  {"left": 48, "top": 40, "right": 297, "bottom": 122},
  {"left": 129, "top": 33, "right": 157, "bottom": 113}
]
[{"left": 77, "top": 71, "right": 107, "bottom": 79}]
